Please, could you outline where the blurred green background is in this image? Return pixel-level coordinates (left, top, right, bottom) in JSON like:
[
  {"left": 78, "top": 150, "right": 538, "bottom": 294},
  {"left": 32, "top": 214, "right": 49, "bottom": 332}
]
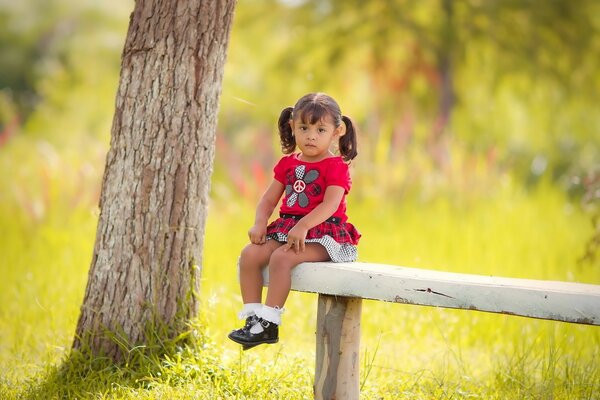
[
  {"left": 1, "top": 0, "right": 599, "bottom": 398},
  {"left": 2, "top": 0, "right": 599, "bottom": 202}
]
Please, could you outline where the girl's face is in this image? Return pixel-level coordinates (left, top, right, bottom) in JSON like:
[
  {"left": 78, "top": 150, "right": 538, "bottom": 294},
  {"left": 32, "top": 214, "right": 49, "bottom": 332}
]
[{"left": 290, "top": 113, "right": 344, "bottom": 162}]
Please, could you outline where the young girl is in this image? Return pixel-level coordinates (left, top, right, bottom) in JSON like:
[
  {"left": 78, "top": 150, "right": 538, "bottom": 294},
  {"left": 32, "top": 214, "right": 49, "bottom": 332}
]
[{"left": 228, "top": 93, "right": 361, "bottom": 349}]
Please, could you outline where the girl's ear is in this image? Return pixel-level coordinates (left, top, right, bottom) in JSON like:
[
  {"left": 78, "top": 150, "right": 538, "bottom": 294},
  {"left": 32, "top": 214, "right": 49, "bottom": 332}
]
[{"left": 336, "top": 123, "right": 346, "bottom": 137}]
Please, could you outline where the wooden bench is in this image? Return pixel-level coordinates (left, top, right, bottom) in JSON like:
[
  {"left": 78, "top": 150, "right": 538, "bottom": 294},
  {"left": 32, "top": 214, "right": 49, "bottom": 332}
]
[{"left": 262, "top": 261, "right": 600, "bottom": 400}]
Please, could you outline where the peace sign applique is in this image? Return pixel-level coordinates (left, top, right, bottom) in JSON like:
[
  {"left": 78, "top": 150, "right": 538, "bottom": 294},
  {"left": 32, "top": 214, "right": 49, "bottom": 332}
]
[{"left": 285, "top": 165, "right": 321, "bottom": 208}]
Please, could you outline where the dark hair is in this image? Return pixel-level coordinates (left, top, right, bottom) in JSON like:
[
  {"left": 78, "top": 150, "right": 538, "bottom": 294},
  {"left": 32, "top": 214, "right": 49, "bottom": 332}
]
[{"left": 277, "top": 93, "right": 358, "bottom": 162}]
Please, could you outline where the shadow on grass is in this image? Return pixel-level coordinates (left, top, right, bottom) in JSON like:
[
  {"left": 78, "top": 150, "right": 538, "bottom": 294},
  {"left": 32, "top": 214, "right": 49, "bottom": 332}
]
[
  {"left": 18, "top": 336, "right": 312, "bottom": 400},
  {"left": 19, "top": 323, "right": 224, "bottom": 399},
  {"left": 20, "top": 348, "right": 162, "bottom": 400}
]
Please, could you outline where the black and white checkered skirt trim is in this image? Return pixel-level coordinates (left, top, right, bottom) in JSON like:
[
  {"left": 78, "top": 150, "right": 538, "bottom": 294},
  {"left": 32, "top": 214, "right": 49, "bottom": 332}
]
[{"left": 267, "top": 233, "right": 358, "bottom": 263}]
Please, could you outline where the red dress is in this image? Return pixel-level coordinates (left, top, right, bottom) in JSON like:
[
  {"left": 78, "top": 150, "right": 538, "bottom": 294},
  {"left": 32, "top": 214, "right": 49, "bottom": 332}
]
[{"left": 266, "top": 154, "right": 360, "bottom": 262}]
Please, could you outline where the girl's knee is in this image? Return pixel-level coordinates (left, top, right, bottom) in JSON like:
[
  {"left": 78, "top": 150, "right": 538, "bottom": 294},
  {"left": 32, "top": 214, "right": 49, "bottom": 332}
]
[
  {"left": 268, "top": 249, "right": 295, "bottom": 273},
  {"left": 239, "top": 244, "right": 263, "bottom": 270},
  {"left": 239, "top": 244, "right": 255, "bottom": 262},
  {"left": 239, "top": 242, "right": 277, "bottom": 272}
]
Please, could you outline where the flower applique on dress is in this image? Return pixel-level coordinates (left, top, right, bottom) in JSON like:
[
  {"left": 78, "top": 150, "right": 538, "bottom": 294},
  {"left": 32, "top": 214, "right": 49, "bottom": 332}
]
[{"left": 285, "top": 165, "right": 321, "bottom": 208}]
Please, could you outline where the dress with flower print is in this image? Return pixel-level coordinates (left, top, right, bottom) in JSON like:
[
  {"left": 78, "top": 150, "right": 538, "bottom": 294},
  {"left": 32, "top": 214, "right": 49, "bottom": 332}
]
[
  {"left": 265, "top": 153, "right": 360, "bottom": 262},
  {"left": 285, "top": 164, "right": 321, "bottom": 208}
]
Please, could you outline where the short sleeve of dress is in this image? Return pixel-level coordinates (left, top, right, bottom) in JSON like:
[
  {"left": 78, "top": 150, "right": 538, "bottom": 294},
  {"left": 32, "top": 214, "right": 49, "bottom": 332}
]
[
  {"left": 325, "top": 158, "right": 351, "bottom": 193},
  {"left": 272, "top": 155, "right": 289, "bottom": 184}
]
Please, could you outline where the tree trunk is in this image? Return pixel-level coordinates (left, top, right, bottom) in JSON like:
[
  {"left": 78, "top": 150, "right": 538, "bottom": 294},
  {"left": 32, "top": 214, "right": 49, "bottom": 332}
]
[{"left": 73, "top": 0, "right": 236, "bottom": 361}]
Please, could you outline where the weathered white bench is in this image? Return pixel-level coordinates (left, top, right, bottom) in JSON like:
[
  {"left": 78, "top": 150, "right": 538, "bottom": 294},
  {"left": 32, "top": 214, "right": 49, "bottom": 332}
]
[{"left": 263, "top": 261, "right": 600, "bottom": 400}]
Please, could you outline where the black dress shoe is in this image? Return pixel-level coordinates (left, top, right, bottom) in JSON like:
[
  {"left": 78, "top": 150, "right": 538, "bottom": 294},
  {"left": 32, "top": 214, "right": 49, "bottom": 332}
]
[
  {"left": 228, "top": 316, "right": 260, "bottom": 350},
  {"left": 231, "top": 315, "right": 258, "bottom": 335},
  {"left": 232, "top": 316, "right": 264, "bottom": 350},
  {"left": 228, "top": 318, "right": 279, "bottom": 349}
]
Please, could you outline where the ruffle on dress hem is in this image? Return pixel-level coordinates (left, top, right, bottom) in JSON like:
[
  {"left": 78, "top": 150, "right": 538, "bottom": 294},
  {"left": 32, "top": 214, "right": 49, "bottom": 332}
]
[
  {"left": 266, "top": 233, "right": 358, "bottom": 263},
  {"left": 266, "top": 217, "right": 361, "bottom": 245}
]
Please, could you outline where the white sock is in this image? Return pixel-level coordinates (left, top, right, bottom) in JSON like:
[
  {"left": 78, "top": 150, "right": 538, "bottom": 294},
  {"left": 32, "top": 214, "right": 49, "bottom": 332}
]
[
  {"left": 249, "top": 322, "right": 264, "bottom": 334},
  {"left": 238, "top": 303, "right": 262, "bottom": 320},
  {"left": 250, "top": 305, "right": 284, "bottom": 334}
]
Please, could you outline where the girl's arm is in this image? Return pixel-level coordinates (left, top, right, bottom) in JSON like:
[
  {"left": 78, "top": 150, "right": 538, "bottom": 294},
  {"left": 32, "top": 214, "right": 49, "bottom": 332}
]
[
  {"left": 248, "top": 179, "right": 285, "bottom": 244},
  {"left": 285, "top": 185, "right": 345, "bottom": 253}
]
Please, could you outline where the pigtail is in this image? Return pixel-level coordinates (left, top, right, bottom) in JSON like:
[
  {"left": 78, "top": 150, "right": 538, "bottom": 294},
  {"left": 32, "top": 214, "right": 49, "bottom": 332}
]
[
  {"left": 339, "top": 115, "right": 358, "bottom": 162},
  {"left": 278, "top": 106, "right": 296, "bottom": 154}
]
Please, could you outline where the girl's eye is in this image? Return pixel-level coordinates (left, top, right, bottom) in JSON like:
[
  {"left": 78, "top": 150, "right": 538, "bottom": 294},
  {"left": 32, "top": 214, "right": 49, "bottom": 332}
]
[{"left": 319, "top": 128, "right": 326, "bottom": 133}]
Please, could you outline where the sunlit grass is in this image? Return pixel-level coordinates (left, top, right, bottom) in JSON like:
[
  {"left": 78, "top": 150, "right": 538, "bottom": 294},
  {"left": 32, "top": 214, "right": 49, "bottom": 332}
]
[
  {"left": 1, "top": 139, "right": 598, "bottom": 399},
  {"left": 203, "top": 185, "right": 599, "bottom": 399}
]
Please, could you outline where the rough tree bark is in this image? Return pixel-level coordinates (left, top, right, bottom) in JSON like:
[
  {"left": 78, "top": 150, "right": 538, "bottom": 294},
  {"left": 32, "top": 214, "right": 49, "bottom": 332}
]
[{"left": 73, "top": 0, "right": 236, "bottom": 361}]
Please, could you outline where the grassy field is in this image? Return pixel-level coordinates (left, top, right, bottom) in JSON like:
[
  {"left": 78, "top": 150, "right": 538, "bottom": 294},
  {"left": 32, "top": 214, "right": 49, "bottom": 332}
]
[{"left": 1, "top": 142, "right": 599, "bottom": 399}]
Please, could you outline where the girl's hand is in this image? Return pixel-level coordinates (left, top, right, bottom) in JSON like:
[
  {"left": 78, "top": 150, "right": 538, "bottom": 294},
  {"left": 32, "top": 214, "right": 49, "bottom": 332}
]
[
  {"left": 248, "top": 224, "right": 267, "bottom": 244},
  {"left": 285, "top": 223, "right": 308, "bottom": 253}
]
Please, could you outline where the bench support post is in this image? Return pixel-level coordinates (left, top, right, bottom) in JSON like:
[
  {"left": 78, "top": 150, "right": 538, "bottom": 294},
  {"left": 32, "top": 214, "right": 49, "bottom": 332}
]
[{"left": 314, "top": 294, "right": 361, "bottom": 400}]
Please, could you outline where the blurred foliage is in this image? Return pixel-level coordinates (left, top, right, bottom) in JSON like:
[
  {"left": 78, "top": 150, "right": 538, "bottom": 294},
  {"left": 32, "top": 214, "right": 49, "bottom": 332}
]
[
  {"left": 579, "top": 167, "right": 600, "bottom": 267},
  {"left": 1, "top": 2, "right": 599, "bottom": 395},
  {"left": 220, "top": 0, "right": 600, "bottom": 185},
  {"left": 1, "top": 0, "right": 599, "bottom": 255},
  {"left": 0, "top": 0, "right": 130, "bottom": 146},
  {"left": 1, "top": 0, "right": 598, "bottom": 176}
]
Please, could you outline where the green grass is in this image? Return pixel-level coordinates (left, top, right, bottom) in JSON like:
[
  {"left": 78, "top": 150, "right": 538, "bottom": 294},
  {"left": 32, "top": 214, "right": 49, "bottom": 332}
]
[{"left": 1, "top": 140, "right": 599, "bottom": 399}]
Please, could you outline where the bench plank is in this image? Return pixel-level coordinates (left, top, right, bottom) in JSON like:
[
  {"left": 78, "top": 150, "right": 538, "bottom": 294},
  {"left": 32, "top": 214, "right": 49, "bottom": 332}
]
[
  {"left": 264, "top": 262, "right": 600, "bottom": 326},
  {"left": 261, "top": 261, "right": 600, "bottom": 400}
]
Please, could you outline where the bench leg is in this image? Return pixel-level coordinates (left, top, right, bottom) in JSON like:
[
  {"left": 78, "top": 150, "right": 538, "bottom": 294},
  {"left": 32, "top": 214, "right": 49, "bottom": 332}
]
[{"left": 314, "top": 294, "right": 362, "bottom": 400}]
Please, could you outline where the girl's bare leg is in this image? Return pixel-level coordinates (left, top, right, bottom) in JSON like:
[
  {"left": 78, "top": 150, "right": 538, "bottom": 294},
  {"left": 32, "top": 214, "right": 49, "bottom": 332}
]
[
  {"left": 264, "top": 243, "right": 329, "bottom": 308},
  {"left": 238, "top": 240, "right": 282, "bottom": 304},
  {"left": 229, "top": 243, "right": 329, "bottom": 349}
]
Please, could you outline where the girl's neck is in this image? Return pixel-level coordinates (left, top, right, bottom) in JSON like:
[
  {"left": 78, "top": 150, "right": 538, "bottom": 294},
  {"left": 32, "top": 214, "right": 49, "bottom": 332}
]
[{"left": 297, "top": 151, "right": 334, "bottom": 163}]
